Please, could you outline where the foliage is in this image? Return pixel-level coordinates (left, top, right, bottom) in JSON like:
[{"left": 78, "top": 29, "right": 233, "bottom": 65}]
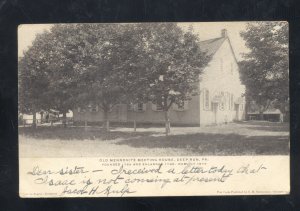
[
  {"left": 239, "top": 22, "right": 289, "bottom": 114},
  {"left": 128, "top": 23, "right": 210, "bottom": 134},
  {"left": 19, "top": 23, "right": 210, "bottom": 132},
  {"left": 19, "top": 31, "right": 54, "bottom": 114}
]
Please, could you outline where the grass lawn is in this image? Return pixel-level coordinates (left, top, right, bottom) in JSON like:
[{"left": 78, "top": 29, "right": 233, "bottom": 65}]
[{"left": 19, "top": 121, "right": 289, "bottom": 157}]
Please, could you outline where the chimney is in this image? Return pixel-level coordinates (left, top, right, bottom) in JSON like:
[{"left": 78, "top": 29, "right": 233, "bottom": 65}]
[{"left": 221, "top": 29, "right": 227, "bottom": 38}]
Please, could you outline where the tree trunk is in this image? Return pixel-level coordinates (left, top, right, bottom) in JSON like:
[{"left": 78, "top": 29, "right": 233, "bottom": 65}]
[
  {"left": 164, "top": 110, "right": 171, "bottom": 136},
  {"left": 32, "top": 111, "right": 37, "bottom": 128},
  {"left": 62, "top": 112, "right": 67, "bottom": 128},
  {"left": 103, "top": 110, "right": 110, "bottom": 132}
]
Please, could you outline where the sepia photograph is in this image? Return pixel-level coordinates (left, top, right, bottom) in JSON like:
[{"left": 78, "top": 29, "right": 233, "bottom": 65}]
[
  {"left": 18, "top": 22, "right": 290, "bottom": 197},
  {"left": 18, "top": 22, "right": 289, "bottom": 158}
]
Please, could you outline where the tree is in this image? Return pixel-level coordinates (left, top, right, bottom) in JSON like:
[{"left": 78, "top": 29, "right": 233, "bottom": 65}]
[
  {"left": 47, "top": 24, "right": 138, "bottom": 131},
  {"left": 19, "top": 24, "right": 133, "bottom": 130},
  {"left": 19, "top": 26, "right": 81, "bottom": 128},
  {"left": 239, "top": 22, "right": 289, "bottom": 119},
  {"left": 128, "top": 23, "right": 210, "bottom": 135},
  {"left": 69, "top": 24, "right": 136, "bottom": 131},
  {"left": 19, "top": 23, "right": 210, "bottom": 133},
  {"left": 18, "top": 31, "right": 55, "bottom": 128}
]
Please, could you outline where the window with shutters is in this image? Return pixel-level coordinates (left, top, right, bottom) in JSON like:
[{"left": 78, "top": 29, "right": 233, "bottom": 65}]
[{"left": 137, "top": 103, "right": 144, "bottom": 112}]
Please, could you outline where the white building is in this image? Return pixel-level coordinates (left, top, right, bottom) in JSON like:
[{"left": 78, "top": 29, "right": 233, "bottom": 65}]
[{"left": 73, "top": 29, "right": 246, "bottom": 126}]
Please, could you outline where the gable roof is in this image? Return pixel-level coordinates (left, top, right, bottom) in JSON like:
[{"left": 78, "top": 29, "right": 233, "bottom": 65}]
[
  {"left": 199, "top": 37, "right": 226, "bottom": 56},
  {"left": 199, "top": 36, "right": 239, "bottom": 64}
]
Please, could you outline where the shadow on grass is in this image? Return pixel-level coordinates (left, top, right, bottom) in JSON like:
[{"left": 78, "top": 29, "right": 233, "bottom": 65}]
[
  {"left": 239, "top": 121, "right": 289, "bottom": 132},
  {"left": 19, "top": 126, "right": 156, "bottom": 141},
  {"left": 116, "top": 133, "right": 289, "bottom": 155},
  {"left": 19, "top": 123, "right": 290, "bottom": 155}
]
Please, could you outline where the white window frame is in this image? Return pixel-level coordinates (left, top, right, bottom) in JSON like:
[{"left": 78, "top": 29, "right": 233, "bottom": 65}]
[{"left": 136, "top": 103, "right": 146, "bottom": 112}]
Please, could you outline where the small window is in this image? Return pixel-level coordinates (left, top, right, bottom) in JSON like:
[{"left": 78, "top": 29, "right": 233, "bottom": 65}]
[{"left": 137, "top": 103, "right": 145, "bottom": 112}]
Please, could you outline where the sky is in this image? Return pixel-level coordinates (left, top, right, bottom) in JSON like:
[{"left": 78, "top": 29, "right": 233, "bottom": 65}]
[{"left": 18, "top": 22, "right": 250, "bottom": 60}]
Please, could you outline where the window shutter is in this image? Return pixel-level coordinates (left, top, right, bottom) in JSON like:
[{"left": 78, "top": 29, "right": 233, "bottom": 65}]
[
  {"left": 96, "top": 105, "right": 99, "bottom": 112},
  {"left": 78, "top": 107, "right": 81, "bottom": 113},
  {"left": 142, "top": 103, "right": 146, "bottom": 111}
]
